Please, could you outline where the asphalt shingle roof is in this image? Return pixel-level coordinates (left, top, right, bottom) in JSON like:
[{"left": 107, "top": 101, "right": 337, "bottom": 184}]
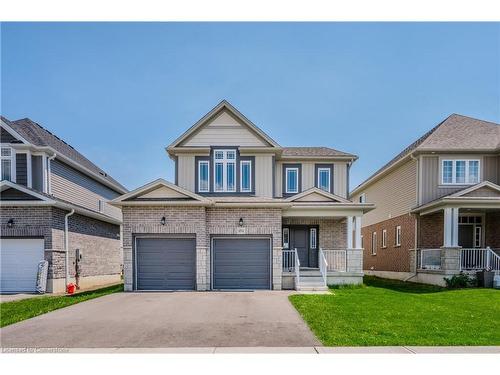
[
  {"left": 282, "top": 146, "right": 355, "bottom": 158},
  {"left": 4, "top": 117, "right": 126, "bottom": 192}
]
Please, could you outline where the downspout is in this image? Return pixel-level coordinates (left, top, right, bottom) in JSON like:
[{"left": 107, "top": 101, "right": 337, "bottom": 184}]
[
  {"left": 48, "top": 153, "right": 56, "bottom": 194},
  {"left": 64, "top": 209, "right": 75, "bottom": 292}
]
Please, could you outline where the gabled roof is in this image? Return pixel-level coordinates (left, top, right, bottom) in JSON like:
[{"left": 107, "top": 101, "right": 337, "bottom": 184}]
[
  {"left": 167, "top": 100, "right": 281, "bottom": 151},
  {"left": 285, "top": 187, "right": 351, "bottom": 203},
  {"left": 448, "top": 181, "right": 500, "bottom": 198},
  {"left": 281, "top": 147, "right": 356, "bottom": 159},
  {"left": 351, "top": 114, "right": 500, "bottom": 196},
  {"left": 1, "top": 116, "right": 127, "bottom": 193},
  {"left": 0, "top": 180, "right": 122, "bottom": 224},
  {"left": 110, "top": 178, "right": 211, "bottom": 206}
]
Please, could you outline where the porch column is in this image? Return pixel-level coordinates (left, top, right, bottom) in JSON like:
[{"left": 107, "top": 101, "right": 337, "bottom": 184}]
[
  {"left": 354, "top": 216, "right": 362, "bottom": 249},
  {"left": 443, "top": 207, "right": 460, "bottom": 247},
  {"left": 346, "top": 216, "right": 353, "bottom": 249}
]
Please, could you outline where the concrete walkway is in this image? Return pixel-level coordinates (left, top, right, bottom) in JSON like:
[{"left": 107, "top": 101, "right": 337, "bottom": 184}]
[{"left": 2, "top": 346, "right": 499, "bottom": 354}]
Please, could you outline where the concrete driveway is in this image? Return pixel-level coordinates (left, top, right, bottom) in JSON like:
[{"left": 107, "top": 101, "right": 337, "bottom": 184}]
[{"left": 0, "top": 291, "right": 319, "bottom": 348}]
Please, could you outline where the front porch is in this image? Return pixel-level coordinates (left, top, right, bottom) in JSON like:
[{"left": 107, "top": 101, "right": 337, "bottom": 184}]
[{"left": 280, "top": 216, "right": 364, "bottom": 290}]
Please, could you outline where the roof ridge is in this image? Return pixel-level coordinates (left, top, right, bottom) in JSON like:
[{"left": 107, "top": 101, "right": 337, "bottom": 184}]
[{"left": 448, "top": 113, "right": 500, "bottom": 127}]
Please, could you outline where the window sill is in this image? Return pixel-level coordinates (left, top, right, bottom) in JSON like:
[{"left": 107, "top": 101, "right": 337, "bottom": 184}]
[
  {"left": 381, "top": 246, "right": 387, "bottom": 249},
  {"left": 438, "top": 183, "right": 477, "bottom": 188},
  {"left": 394, "top": 245, "right": 401, "bottom": 248}
]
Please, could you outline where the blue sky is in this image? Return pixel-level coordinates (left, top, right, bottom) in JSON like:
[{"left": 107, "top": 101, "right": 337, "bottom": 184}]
[{"left": 1, "top": 22, "right": 499, "bottom": 191}]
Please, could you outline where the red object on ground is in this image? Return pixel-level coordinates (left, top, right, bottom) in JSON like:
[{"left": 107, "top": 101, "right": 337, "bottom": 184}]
[{"left": 67, "top": 283, "right": 76, "bottom": 294}]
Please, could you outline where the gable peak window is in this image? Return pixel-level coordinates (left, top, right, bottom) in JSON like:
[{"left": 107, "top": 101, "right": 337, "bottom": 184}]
[
  {"left": 317, "top": 167, "right": 331, "bottom": 192},
  {"left": 285, "top": 167, "right": 299, "bottom": 194},
  {"left": 442, "top": 159, "right": 480, "bottom": 185},
  {"left": 214, "top": 149, "right": 236, "bottom": 192}
]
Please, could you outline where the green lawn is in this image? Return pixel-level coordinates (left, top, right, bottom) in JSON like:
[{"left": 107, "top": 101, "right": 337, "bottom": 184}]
[
  {"left": 0, "top": 284, "right": 123, "bottom": 328},
  {"left": 289, "top": 276, "right": 500, "bottom": 346}
]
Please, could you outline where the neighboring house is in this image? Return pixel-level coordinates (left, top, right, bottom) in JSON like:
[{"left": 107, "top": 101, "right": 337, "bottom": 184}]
[
  {"left": 111, "top": 100, "right": 374, "bottom": 291},
  {"left": 351, "top": 114, "right": 500, "bottom": 286},
  {"left": 0, "top": 116, "right": 128, "bottom": 293}
]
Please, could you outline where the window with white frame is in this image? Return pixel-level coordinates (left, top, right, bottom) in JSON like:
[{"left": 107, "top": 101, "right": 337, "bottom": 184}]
[
  {"left": 1, "top": 147, "right": 14, "bottom": 181},
  {"left": 310, "top": 228, "right": 317, "bottom": 249},
  {"left": 98, "top": 199, "right": 105, "bottom": 213},
  {"left": 213, "top": 149, "right": 236, "bottom": 192},
  {"left": 359, "top": 193, "right": 366, "bottom": 203},
  {"left": 371, "top": 232, "right": 377, "bottom": 255},
  {"left": 283, "top": 228, "right": 289, "bottom": 249},
  {"left": 285, "top": 167, "right": 299, "bottom": 194},
  {"left": 317, "top": 167, "right": 330, "bottom": 192},
  {"left": 240, "top": 160, "right": 252, "bottom": 192},
  {"left": 198, "top": 160, "right": 210, "bottom": 192},
  {"left": 395, "top": 225, "right": 401, "bottom": 247},
  {"left": 441, "top": 159, "right": 480, "bottom": 185},
  {"left": 382, "top": 229, "right": 387, "bottom": 248}
]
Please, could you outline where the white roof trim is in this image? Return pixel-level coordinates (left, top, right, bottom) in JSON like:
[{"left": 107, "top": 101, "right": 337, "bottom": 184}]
[
  {"left": 285, "top": 187, "right": 352, "bottom": 203},
  {"left": 1, "top": 120, "right": 29, "bottom": 144},
  {"left": 167, "top": 100, "right": 281, "bottom": 150},
  {"left": 110, "top": 178, "right": 211, "bottom": 205},
  {"left": 0, "top": 180, "right": 55, "bottom": 202},
  {"left": 448, "top": 181, "right": 500, "bottom": 197}
]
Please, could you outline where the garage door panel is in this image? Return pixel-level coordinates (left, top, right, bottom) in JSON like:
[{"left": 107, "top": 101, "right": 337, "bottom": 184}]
[
  {"left": 136, "top": 238, "right": 195, "bottom": 290},
  {"left": 0, "top": 238, "right": 45, "bottom": 293},
  {"left": 213, "top": 238, "right": 271, "bottom": 290}
]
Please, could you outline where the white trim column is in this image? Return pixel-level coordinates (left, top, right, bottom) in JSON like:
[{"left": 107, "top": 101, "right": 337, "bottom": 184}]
[
  {"left": 346, "top": 216, "right": 353, "bottom": 249},
  {"left": 443, "top": 207, "right": 460, "bottom": 247},
  {"left": 354, "top": 216, "right": 362, "bottom": 249}
]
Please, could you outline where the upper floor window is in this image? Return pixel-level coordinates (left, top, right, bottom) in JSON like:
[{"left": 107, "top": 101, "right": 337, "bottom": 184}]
[
  {"left": 359, "top": 193, "right": 366, "bottom": 203},
  {"left": 198, "top": 160, "right": 209, "bottom": 192},
  {"left": 285, "top": 167, "right": 299, "bottom": 194},
  {"left": 317, "top": 168, "right": 331, "bottom": 192},
  {"left": 240, "top": 160, "right": 252, "bottom": 192},
  {"left": 441, "top": 159, "right": 480, "bottom": 185},
  {"left": 1, "top": 147, "right": 13, "bottom": 181},
  {"left": 214, "top": 149, "right": 236, "bottom": 192}
]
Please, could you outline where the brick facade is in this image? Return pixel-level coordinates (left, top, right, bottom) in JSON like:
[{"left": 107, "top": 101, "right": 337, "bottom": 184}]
[
  {"left": 361, "top": 213, "right": 416, "bottom": 272},
  {"left": 282, "top": 217, "right": 347, "bottom": 249},
  {"left": 418, "top": 211, "right": 444, "bottom": 248},
  {"left": 485, "top": 211, "right": 500, "bottom": 249},
  {"left": 1, "top": 205, "right": 121, "bottom": 287}
]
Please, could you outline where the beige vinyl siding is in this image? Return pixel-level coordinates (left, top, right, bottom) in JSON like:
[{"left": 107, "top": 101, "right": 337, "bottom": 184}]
[
  {"left": 333, "top": 163, "right": 347, "bottom": 198},
  {"left": 420, "top": 154, "right": 495, "bottom": 205},
  {"left": 254, "top": 154, "right": 273, "bottom": 197},
  {"left": 353, "top": 159, "right": 417, "bottom": 227},
  {"left": 180, "top": 110, "right": 268, "bottom": 147},
  {"left": 50, "top": 159, "right": 121, "bottom": 219},
  {"left": 177, "top": 155, "right": 195, "bottom": 191},
  {"left": 274, "top": 159, "right": 349, "bottom": 198}
]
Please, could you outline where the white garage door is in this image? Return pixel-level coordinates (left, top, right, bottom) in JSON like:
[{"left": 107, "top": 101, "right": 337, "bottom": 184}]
[{"left": 0, "top": 238, "right": 45, "bottom": 293}]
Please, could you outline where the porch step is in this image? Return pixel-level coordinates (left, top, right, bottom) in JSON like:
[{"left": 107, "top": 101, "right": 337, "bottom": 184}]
[
  {"left": 296, "top": 285, "right": 329, "bottom": 292},
  {"left": 296, "top": 269, "right": 327, "bottom": 291}
]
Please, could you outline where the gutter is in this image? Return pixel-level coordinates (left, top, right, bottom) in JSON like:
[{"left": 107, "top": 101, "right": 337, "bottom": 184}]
[
  {"left": 47, "top": 153, "right": 56, "bottom": 195},
  {"left": 64, "top": 209, "right": 75, "bottom": 292}
]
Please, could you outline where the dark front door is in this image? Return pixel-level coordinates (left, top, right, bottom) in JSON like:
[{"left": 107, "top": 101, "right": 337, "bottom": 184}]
[
  {"left": 291, "top": 227, "right": 309, "bottom": 267},
  {"left": 458, "top": 225, "right": 474, "bottom": 248}
]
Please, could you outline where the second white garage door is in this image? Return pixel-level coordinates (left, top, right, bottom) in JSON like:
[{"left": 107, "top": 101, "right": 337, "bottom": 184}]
[{"left": 0, "top": 238, "right": 45, "bottom": 293}]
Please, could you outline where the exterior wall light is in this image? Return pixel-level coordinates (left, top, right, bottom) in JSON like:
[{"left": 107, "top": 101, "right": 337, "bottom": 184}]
[
  {"left": 239, "top": 217, "right": 244, "bottom": 227},
  {"left": 7, "top": 218, "right": 14, "bottom": 228},
  {"left": 160, "top": 216, "right": 166, "bottom": 226}
]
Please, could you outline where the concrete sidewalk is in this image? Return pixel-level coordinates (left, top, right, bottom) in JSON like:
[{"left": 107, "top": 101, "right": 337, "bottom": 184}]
[{"left": 3, "top": 346, "right": 499, "bottom": 354}]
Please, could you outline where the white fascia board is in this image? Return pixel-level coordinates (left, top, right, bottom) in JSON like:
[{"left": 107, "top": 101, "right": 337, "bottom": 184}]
[
  {"left": 110, "top": 200, "right": 211, "bottom": 207},
  {"left": 0, "top": 120, "right": 29, "bottom": 144}
]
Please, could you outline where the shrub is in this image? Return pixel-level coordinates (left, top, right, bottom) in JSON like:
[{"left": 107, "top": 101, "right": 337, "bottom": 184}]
[{"left": 444, "top": 272, "right": 476, "bottom": 289}]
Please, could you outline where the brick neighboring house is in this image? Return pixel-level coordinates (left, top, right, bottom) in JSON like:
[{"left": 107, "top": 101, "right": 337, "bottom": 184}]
[
  {"left": 111, "top": 100, "right": 374, "bottom": 291},
  {"left": 351, "top": 114, "right": 500, "bottom": 286},
  {"left": 1, "top": 116, "right": 127, "bottom": 293}
]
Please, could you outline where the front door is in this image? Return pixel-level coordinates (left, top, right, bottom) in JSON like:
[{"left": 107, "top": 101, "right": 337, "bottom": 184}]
[
  {"left": 291, "top": 227, "right": 309, "bottom": 267},
  {"left": 458, "top": 225, "right": 474, "bottom": 248}
]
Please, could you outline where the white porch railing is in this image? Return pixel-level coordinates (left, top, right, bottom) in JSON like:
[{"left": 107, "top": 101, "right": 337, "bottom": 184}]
[
  {"left": 282, "top": 249, "right": 295, "bottom": 272},
  {"left": 417, "top": 249, "right": 442, "bottom": 270},
  {"left": 322, "top": 249, "right": 347, "bottom": 272},
  {"left": 461, "top": 247, "right": 500, "bottom": 271},
  {"left": 294, "top": 248, "right": 300, "bottom": 287},
  {"left": 318, "top": 248, "right": 328, "bottom": 286}
]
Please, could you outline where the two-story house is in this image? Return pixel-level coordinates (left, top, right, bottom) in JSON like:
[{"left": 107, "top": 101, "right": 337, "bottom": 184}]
[
  {"left": 1, "top": 116, "right": 127, "bottom": 293},
  {"left": 351, "top": 114, "right": 500, "bottom": 286},
  {"left": 111, "top": 100, "right": 374, "bottom": 291}
]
